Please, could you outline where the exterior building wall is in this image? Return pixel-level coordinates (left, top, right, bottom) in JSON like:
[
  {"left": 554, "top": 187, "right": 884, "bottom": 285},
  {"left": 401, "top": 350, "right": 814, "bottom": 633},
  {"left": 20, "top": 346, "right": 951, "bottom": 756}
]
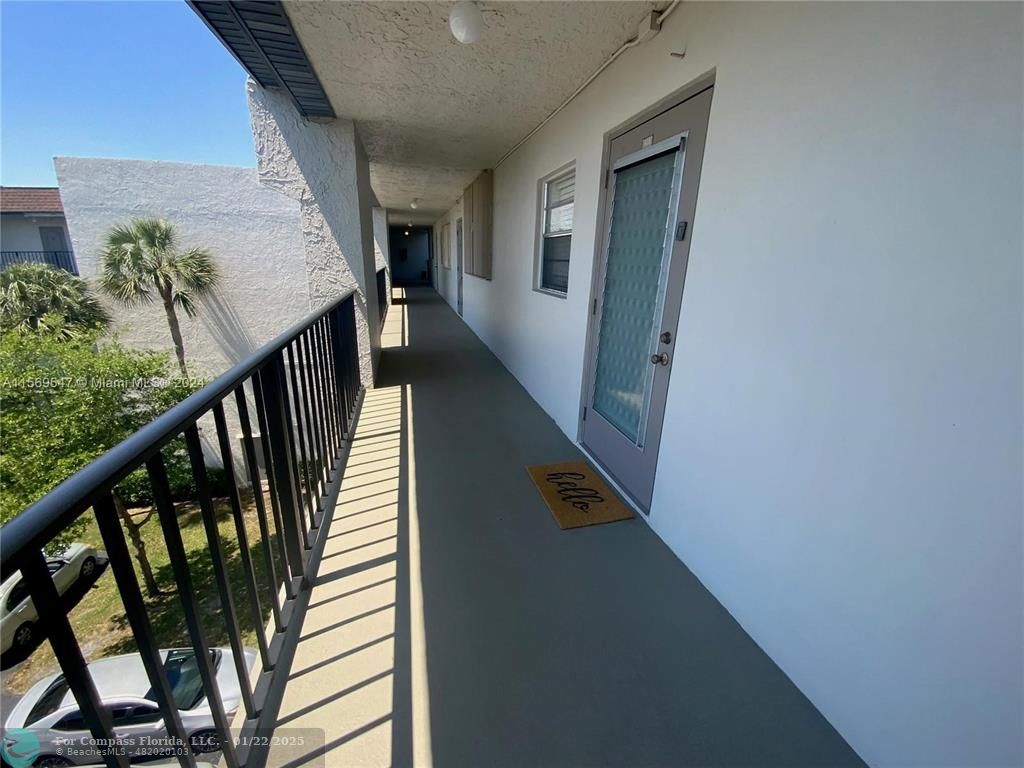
[
  {"left": 248, "top": 82, "right": 379, "bottom": 388},
  {"left": 55, "top": 157, "right": 310, "bottom": 377},
  {"left": 0, "top": 214, "right": 71, "bottom": 253},
  {"left": 433, "top": 3, "right": 1023, "bottom": 766}
]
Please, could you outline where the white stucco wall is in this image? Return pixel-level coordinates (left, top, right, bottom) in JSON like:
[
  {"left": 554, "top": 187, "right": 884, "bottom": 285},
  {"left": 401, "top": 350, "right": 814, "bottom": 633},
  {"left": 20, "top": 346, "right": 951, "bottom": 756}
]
[
  {"left": 434, "top": 196, "right": 464, "bottom": 309},
  {"left": 372, "top": 207, "right": 389, "bottom": 274},
  {"left": 372, "top": 206, "right": 391, "bottom": 365},
  {"left": 248, "top": 82, "right": 379, "bottom": 388},
  {"left": 55, "top": 157, "right": 310, "bottom": 376},
  {"left": 0, "top": 214, "right": 71, "bottom": 254},
  {"left": 435, "top": 3, "right": 1023, "bottom": 766}
]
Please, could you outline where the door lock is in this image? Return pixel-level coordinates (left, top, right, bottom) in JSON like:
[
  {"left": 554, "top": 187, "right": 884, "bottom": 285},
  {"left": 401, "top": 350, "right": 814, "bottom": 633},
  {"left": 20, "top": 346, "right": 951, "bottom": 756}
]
[
  {"left": 650, "top": 352, "right": 669, "bottom": 366},
  {"left": 660, "top": 331, "right": 672, "bottom": 344}
]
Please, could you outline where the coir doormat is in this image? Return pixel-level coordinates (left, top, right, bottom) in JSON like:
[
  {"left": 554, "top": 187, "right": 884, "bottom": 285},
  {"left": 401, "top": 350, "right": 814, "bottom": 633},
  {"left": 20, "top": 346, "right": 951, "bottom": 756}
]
[{"left": 526, "top": 460, "right": 635, "bottom": 530}]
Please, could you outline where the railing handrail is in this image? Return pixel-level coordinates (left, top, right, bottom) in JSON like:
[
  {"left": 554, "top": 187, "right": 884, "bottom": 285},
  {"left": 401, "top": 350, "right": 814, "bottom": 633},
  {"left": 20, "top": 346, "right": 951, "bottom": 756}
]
[{"left": 0, "top": 286, "right": 358, "bottom": 571}]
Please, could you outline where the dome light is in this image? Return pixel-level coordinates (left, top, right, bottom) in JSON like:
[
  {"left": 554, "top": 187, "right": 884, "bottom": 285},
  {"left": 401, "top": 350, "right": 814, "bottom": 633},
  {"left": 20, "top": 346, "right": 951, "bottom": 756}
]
[{"left": 449, "top": 1, "right": 483, "bottom": 44}]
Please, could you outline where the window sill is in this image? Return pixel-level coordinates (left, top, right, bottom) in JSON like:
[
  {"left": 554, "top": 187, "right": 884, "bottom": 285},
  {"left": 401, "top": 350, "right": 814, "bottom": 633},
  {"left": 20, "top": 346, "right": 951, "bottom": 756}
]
[{"left": 534, "top": 286, "right": 567, "bottom": 299}]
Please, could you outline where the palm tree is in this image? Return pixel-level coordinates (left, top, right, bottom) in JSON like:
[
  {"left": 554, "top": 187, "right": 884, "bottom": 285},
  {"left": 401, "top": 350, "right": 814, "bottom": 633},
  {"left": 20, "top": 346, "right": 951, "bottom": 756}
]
[
  {"left": 0, "top": 262, "right": 110, "bottom": 338},
  {"left": 99, "top": 219, "right": 219, "bottom": 375}
]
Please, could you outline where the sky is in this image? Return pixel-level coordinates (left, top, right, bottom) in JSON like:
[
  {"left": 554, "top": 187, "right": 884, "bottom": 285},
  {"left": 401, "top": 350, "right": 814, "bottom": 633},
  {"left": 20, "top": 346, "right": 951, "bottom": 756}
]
[{"left": 1, "top": 0, "right": 255, "bottom": 187}]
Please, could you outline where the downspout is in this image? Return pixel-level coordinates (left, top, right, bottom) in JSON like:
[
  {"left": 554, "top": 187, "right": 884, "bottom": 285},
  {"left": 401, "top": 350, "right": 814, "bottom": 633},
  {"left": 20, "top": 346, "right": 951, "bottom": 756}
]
[{"left": 494, "top": 0, "right": 682, "bottom": 169}]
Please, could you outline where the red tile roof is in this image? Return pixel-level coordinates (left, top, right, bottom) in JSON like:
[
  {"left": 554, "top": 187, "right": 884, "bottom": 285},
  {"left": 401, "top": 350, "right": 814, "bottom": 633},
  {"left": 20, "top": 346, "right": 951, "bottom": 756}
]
[{"left": 0, "top": 187, "right": 64, "bottom": 213}]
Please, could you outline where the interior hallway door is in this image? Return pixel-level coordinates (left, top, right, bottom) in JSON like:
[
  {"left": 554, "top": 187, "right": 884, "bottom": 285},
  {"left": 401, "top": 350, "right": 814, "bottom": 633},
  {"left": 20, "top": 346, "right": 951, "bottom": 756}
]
[{"left": 581, "top": 86, "right": 713, "bottom": 512}]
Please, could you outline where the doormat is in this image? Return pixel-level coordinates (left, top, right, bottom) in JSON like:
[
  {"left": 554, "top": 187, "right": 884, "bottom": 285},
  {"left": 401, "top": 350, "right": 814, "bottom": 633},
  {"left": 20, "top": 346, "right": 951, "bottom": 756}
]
[{"left": 526, "top": 460, "right": 635, "bottom": 530}]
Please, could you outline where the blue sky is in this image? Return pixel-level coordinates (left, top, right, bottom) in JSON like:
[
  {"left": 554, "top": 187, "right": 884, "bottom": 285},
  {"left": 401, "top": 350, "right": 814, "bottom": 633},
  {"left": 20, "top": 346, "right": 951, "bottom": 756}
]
[{"left": 1, "top": 0, "right": 255, "bottom": 186}]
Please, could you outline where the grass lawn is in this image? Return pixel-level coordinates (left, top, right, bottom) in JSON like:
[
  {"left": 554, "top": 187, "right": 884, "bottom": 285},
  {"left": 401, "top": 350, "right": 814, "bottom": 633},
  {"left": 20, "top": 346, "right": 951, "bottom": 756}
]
[{"left": 4, "top": 490, "right": 283, "bottom": 695}]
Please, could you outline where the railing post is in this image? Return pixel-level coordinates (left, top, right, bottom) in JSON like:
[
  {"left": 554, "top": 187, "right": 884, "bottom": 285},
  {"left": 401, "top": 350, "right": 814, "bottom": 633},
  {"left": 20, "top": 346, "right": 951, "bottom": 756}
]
[
  {"left": 259, "top": 353, "right": 307, "bottom": 583},
  {"left": 19, "top": 550, "right": 129, "bottom": 768}
]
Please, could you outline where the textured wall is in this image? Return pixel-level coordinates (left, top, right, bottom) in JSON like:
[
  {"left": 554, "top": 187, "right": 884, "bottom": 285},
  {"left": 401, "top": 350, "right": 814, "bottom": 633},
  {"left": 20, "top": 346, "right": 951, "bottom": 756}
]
[
  {"left": 248, "top": 82, "right": 377, "bottom": 388},
  {"left": 55, "top": 157, "right": 309, "bottom": 375},
  {"left": 435, "top": 3, "right": 1023, "bottom": 766}
]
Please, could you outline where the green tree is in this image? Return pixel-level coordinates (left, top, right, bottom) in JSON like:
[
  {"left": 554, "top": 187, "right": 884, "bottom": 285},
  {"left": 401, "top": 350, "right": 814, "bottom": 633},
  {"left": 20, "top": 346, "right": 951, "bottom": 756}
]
[
  {"left": 0, "top": 262, "right": 110, "bottom": 338},
  {"left": 0, "top": 329, "right": 200, "bottom": 595},
  {"left": 99, "top": 219, "right": 219, "bottom": 376}
]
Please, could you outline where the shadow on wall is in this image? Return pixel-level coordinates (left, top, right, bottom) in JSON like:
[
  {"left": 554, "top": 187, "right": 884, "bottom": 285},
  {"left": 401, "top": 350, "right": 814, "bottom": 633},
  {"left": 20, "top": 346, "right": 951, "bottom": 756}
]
[
  {"left": 201, "top": 287, "right": 258, "bottom": 364},
  {"left": 248, "top": 82, "right": 363, "bottom": 302}
]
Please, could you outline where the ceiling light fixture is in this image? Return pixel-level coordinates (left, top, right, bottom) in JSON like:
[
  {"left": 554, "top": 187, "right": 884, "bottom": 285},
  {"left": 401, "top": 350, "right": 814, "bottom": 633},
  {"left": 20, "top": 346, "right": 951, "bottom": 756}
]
[
  {"left": 404, "top": 230, "right": 410, "bottom": 236},
  {"left": 410, "top": 199, "right": 419, "bottom": 209},
  {"left": 449, "top": 1, "right": 483, "bottom": 44}
]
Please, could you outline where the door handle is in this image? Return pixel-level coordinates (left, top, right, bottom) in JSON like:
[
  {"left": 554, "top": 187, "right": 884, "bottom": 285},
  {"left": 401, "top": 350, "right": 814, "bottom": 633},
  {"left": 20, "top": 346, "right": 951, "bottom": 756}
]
[{"left": 650, "top": 353, "right": 669, "bottom": 366}]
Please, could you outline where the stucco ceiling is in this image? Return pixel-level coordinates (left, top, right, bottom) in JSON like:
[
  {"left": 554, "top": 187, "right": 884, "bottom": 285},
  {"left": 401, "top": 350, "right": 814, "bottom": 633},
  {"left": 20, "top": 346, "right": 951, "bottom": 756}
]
[{"left": 282, "top": 1, "right": 663, "bottom": 224}]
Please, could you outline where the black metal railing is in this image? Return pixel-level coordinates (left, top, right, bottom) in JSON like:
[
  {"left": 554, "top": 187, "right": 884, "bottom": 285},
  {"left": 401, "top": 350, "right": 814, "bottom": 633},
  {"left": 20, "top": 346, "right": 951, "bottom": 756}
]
[
  {"left": 0, "top": 290, "right": 363, "bottom": 768},
  {"left": 0, "top": 250, "right": 78, "bottom": 274},
  {"left": 376, "top": 267, "right": 389, "bottom": 330}
]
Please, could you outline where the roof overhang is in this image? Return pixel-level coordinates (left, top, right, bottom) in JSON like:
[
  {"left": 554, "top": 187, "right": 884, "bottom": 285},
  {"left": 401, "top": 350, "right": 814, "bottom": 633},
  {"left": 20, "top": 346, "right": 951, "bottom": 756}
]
[{"left": 188, "top": 0, "right": 334, "bottom": 119}]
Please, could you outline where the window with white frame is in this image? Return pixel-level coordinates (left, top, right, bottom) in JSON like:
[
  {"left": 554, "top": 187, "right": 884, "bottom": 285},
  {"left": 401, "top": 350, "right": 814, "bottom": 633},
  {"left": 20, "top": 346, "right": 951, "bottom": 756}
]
[{"left": 537, "top": 166, "right": 574, "bottom": 295}]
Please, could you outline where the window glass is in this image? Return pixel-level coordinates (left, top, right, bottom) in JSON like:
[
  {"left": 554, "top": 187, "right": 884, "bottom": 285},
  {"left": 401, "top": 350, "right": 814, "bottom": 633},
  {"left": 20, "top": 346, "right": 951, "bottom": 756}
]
[
  {"left": 27, "top": 677, "right": 70, "bottom": 725},
  {"left": 6, "top": 580, "right": 30, "bottom": 610},
  {"left": 117, "top": 705, "right": 162, "bottom": 726},
  {"left": 150, "top": 649, "right": 220, "bottom": 710},
  {"left": 539, "top": 167, "right": 575, "bottom": 294},
  {"left": 53, "top": 712, "right": 86, "bottom": 731}
]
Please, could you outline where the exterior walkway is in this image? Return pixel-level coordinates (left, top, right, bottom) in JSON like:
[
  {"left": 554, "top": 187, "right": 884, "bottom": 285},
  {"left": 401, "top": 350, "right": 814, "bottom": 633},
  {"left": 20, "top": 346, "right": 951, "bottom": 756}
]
[{"left": 267, "top": 287, "right": 863, "bottom": 767}]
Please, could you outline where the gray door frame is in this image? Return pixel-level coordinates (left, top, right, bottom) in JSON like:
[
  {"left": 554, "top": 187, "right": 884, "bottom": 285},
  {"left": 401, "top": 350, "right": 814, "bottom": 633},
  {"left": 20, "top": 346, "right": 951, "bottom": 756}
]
[
  {"left": 578, "top": 72, "right": 715, "bottom": 513},
  {"left": 456, "top": 217, "right": 465, "bottom": 316}
]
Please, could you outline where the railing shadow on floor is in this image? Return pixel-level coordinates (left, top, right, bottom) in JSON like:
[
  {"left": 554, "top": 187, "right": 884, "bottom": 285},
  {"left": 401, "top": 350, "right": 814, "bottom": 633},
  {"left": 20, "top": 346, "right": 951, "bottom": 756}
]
[{"left": 252, "top": 383, "right": 412, "bottom": 768}]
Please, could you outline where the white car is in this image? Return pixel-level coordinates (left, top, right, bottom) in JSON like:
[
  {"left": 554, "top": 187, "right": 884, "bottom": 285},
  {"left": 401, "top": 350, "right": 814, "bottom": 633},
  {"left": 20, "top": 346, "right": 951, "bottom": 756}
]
[
  {"left": 4, "top": 647, "right": 256, "bottom": 766},
  {"left": 0, "top": 543, "right": 101, "bottom": 656}
]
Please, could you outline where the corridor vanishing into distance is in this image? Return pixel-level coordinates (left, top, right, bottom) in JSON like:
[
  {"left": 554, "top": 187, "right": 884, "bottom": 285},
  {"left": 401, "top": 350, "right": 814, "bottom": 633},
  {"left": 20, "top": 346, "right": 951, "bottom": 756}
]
[{"left": 266, "top": 287, "right": 864, "bottom": 768}]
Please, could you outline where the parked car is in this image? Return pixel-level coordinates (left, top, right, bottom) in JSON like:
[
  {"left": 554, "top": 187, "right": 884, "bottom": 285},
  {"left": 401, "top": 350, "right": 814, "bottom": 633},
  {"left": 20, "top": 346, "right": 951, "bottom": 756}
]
[
  {"left": 0, "top": 544, "right": 101, "bottom": 655},
  {"left": 3, "top": 647, "right": 256, "bottom": 766}
]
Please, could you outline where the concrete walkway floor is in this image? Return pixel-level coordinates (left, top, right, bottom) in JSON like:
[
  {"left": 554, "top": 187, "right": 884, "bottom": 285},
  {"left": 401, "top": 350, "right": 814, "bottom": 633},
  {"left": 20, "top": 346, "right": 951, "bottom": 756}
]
[{"left": 266, "top": 287, "right": 864, "bottom": 768}]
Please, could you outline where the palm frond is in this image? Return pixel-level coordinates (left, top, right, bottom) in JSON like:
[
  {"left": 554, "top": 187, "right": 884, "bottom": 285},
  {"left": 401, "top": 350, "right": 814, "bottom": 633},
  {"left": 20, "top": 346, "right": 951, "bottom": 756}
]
[
  {"left": 171, "top": 248, "right": 219, "bottom": 293},
  {"left": 173, "top": 290, "right": 198, "bottom": 318}
]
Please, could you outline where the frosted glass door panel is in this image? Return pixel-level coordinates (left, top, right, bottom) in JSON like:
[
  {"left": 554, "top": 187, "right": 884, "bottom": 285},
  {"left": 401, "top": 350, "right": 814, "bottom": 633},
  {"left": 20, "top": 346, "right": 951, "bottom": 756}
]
[{"left": 592, "top": 150, "right": 679, "bottom": 444}]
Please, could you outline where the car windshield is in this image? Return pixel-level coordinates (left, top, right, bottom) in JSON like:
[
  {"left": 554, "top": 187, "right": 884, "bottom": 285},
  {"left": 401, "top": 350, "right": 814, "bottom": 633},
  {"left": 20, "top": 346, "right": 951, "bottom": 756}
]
[
  {"left": 150, "top": 649, "right": 221, "bottom": 710},
  {"left": 26, "top": 676, "right": 70, "bottom": 725}
]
